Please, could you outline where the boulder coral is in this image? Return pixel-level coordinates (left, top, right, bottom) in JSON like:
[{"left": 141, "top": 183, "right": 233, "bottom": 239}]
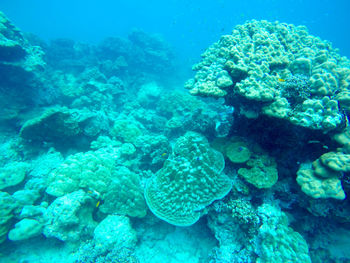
[
  {"left": 110, "top": 119, "right": 143, "bottom": 143},
  {"left": 296, "top": 152, "right": 348, "bottom": 200},
  {"left": 8, "top": 218, "right": 42, "bottom": 241},
  {"left": 93, "top": 215, "right": 137, "bottom": 251},
  {"left": 46, "top": 149, "right": 117, "bottom": 197},
  {"left": 43, "top": 190, "right": 97, "bottom": 242},
  {"left": 256, "top": 204, "right": 311, "bottom": 263},
  {"left": 185, "top": 20, "right": 350, "bottom": 131},
  {"left": 0, "top": 161, "right": 30, "bottom": 190},
  {"left": 144, "top": 132, "right": 232, "bottom": 226},
  {"left": 99, "top": 166, "right": 147, "bottom": 218},
  {"left": 46, "top": 149, "right": 147, "bottom": 218}
]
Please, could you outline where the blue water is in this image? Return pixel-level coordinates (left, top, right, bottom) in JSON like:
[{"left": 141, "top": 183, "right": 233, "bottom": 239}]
[
  {"left": 1, "top": 1, "right": 350, "bottom": 262},
  {"left": 1, "top": 0, "right": 350, "bottom": 69}
]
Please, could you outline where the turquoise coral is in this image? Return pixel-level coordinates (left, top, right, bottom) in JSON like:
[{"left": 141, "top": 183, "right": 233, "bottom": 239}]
[
  {"left": 46, "top": 149, "right": 116, "bottom": 197},
  {"left": 0, "top": 161, "right": 30, "bottom": 190},
  {"left": 238, "top": 154, "right": 278, "bottom": 189},
  {"left": 0, "top": 191, "right": 17, "bottom": 244},
  {"left": 256, "top": 204, "right": 312, "bottom": 263},
  {"left": 185, "top": 20, "right": 350, "bottom": 131},
  {"left": 99, "top": 166, "right": 147, "bottom": 218},
  {"left": 144, "top": 132, "right": 232, "bottom": 226},
  {"left": 111, "top": 119, "right": 143, "bottom": 143},
  {"left": 296, "top": 152, "right": 348, "bottom": 200},
  {"left": 44, "top": 190, "right": 97, "bottom": 242}
]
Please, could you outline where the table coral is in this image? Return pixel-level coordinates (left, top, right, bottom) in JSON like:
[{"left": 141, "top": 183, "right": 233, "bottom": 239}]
[
  {"left": 185, "top": 20, "right": 350, "bottom": 131},
  {"left": 144, "top": 132, "right": 232, "bottom": 226},
  {"left": 225, "top": 141, "right": 251, "bottom": 164}
]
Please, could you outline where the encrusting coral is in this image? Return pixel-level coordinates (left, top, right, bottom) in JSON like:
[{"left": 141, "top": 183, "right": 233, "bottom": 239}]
[{"left": 238, "top": 153, "right": 278, "bottom": 189}]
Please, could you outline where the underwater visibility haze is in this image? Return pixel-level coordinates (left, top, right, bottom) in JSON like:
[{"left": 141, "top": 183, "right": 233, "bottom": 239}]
[{"left": 0, "top": 0, "right": 350, "bottom": 262}]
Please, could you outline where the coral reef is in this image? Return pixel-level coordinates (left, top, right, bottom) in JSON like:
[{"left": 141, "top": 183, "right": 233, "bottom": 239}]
[
  {"left": 43, "top": 190, "right": 97, "bottom": 242},
  {"left": 0, "top": 11, "right": 46, "bottom": 125},
  {"left": 185, "top": 20, "right": 350, "bottom": 131},
  {"left": 8, "top": 218, "right": 42, "bottom": 241},
  {"left": 99, "top": 166, "right": 147, "bottom": 218},
  {"left": 0, "top": 191, "right": 17, "bottom": 244},
  {"left": 1, "top": 12, "right": 350, "bottom": 263},
  {"left": 255, "top": 204, "right": 311, "bottom": 263},
  {"left": 145, "top": 132, "right": 232, "bottom": 226},
  {"left": 46, "top": 149, "right": 116, "bottom": 197},
  {"left": 0, "top": 161, "right": 29, "bottom": 190}
]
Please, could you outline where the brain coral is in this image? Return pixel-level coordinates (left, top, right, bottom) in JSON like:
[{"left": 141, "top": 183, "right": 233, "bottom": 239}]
[
  {"left": 185, "top": 20, "right": 350, "bottom": 131},
  {"left": 144, "top": 132, "right": 232, "bottom": 226}
]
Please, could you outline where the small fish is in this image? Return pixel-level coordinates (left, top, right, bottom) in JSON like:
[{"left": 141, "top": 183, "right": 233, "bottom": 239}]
[
  {"left": 307, "top": 140, "right": 321, "bottom": 144},
  {"left": 96, "top": 200, "right": 101, "bottom": 208},
  {"left": 307, "top": 140, "right": 329, "bottom": 150},
  {"left": 161, "top": 153, "right": 167, "bottom": 157},
  {"left": 196, "top": 156, "right": 203, "bottom": 161},
  {"left": 237, "top": 146, "right": 244, "bottom": 152},
  {"left": 278, "top": 78, "right": 286, "bottom": 82}
]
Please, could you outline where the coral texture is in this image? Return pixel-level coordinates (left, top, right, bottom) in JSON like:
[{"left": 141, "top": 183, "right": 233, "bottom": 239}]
[
  {"left": 145, "top": 132, "right": 232, "bottom": 226},
  {"left": 185, "top": 20, "right": 350, "bottom": 131}
]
